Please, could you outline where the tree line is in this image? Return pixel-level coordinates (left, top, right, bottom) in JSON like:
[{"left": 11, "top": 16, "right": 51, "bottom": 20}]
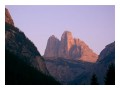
[{"left": 90, "top": 63, "right": 115, "bottom": 85}]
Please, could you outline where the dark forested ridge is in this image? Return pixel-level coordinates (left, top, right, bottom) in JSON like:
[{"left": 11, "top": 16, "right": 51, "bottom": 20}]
[
  {"left": 90, "top": 74, "right": 99, "bottom": 85},
  {"left": 104, "top": 63, "right": 115, "bottom": 85},
  {"left": 5, "top": 49, "right": 60, "bottom": 85}
]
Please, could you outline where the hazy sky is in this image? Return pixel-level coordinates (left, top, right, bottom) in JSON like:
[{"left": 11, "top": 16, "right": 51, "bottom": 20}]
[{"left": 6, "top": 5, "right": 115, "bottom": 55}]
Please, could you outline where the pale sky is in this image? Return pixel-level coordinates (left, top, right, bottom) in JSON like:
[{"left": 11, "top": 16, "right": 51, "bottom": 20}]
[{"left": 6, "top": 5, "right": 115, "bottom": 55}]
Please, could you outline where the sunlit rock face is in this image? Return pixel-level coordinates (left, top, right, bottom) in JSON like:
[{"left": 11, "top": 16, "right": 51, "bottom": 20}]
[
  {"left": 68, "top": 38, "right": 98, "bottom": 62},
  {"left": 44, "top": 31, "right": 98, "bottom": 63},
  {"left": 5, "top": 8, "right": 14, "bottom": 26},
  {"left": 44, "top": 35, "right": 60, "bottom": 58},
  {"left": 58, "top": 31, "right": 75, "bottom": 59}
]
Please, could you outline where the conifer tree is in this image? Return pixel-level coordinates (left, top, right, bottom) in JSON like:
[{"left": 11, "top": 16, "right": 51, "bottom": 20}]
[
  {"left": 104, "top": 63, "right": 115, "bottom": 85},
  {"left": 91, "top": 74, "right": 99, "bottom": 85}
]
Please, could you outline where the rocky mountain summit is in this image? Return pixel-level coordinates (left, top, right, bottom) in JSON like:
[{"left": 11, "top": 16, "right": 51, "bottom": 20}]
[
  {"left": 44, "top": 31, "right": 114, "bottom": 84},
  {"left": 44, "top": 31, "right": 98, "bottom": 62},
  {"left": 44, "top": 35, "right": 60, "bottom": 58}
]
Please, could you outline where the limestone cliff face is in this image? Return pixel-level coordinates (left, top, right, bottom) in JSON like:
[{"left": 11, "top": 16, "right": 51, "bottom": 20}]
[
  {"left": 44, "top": 35, "right": 60, "bottom": 58},
  {"left": 58, "top": 31, "right": 75, "bottom": 59},
  {"left": 70, "top": 38, "right": 98, "bottom": 62},
  {"left": 5, "top": 8, "right": 14, "bottom": 26},
  {"left": 44, "top": 31, "right": 98, "bottom": 63}
]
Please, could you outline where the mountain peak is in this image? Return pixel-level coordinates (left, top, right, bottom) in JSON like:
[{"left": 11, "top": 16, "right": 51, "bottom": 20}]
[
  {"left": 50, "top": 35, "right": 55, "bottom": 38},
  {"left": 49, "top": 35, "right": 58, "bottom": 40},
  {"left": 44, "top": 35, "right": 60, "bottom": 58},
  {"left": 44, "top": 31, "right": 98, "bottom": 62},
  {"left": 5, "top": 8, "right": 14, "bottom": 26},
  {"left": 61, "top": 31, "right": 73, "bottom": 40},
  {"left": 63, "top": 31, "right": 72, "bottom": 34}
]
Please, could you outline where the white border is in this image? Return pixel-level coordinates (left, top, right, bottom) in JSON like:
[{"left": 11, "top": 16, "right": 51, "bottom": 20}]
[
  {"left": 0, "top": 0, "right": 120, "bottom": 90},
  {"left": 4, "top": 0, "right": 116, "bottom": 5},
  {"left": 0, "top": 1, "right": 5, "bottom": 87}
]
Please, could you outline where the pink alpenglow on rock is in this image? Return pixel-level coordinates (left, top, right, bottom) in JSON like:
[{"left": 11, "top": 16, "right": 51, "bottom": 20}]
[
  {"left": 44, "top": 31, "right": 98, "bottom": 63},
  {"left": 44, "top": 35, "right": 60, "bottom": 59}
]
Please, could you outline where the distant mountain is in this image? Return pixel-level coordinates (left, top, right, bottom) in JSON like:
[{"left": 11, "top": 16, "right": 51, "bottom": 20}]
[
  {"left": 44, "top": 31, "right": 98, "bottom": 63},
  {"left": 45, "top": 37, "right": 115, "bottom": 84},
  {"left": 5, "top": 8, "right": 60, "bottom": 85}
]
